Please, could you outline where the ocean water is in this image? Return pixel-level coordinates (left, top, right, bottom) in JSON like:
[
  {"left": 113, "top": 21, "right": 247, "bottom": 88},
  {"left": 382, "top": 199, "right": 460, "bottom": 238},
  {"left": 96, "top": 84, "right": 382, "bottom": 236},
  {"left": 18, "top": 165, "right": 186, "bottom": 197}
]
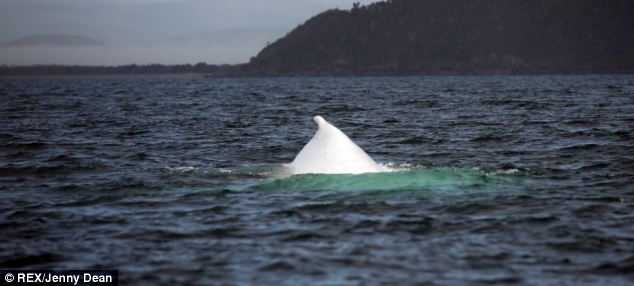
[{"left": 1, "top": 75, "right": 633, "bottom": 285}]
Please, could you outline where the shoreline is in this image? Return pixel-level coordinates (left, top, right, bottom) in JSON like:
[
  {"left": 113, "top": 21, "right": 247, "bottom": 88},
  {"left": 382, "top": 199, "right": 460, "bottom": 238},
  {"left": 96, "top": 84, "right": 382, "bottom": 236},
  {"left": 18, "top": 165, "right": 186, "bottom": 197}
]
[
  {"left": 0, "top": 73, "right": 208, "bottom": 80},
  {"left": 1, "top": 69, "right": 633, "bottom": 79}
]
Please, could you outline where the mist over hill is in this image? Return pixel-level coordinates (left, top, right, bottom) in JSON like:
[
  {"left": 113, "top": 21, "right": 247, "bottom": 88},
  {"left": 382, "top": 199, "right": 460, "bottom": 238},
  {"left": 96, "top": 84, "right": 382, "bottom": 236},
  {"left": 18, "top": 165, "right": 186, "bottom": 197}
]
[{"left": 247, "top": 0, "right": 634, "bottom": 75}]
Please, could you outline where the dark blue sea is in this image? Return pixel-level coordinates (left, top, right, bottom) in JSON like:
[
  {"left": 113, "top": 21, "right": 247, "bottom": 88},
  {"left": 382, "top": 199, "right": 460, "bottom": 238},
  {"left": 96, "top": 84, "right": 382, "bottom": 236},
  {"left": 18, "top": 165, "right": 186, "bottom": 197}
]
[{"left": 1, "top": 75, "right": 633, "bottom": 285}]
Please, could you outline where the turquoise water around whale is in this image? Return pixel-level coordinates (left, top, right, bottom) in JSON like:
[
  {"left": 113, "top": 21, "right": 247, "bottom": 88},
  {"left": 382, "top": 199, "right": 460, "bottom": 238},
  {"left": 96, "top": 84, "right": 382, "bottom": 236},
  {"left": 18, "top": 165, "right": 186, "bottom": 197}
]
[
  {"left": 1, "top": 75, "right": 633, "bottom": 285},
  {"left": 252, "top": 167, "right": 523, "bottom": 193}
]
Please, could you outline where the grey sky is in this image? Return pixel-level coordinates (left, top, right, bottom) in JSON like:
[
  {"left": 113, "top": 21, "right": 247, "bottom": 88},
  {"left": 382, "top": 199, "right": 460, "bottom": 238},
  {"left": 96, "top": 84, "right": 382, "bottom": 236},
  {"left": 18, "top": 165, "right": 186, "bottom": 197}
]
[{"left": 0, "top": 0, "right": 380, "bottom": 65}]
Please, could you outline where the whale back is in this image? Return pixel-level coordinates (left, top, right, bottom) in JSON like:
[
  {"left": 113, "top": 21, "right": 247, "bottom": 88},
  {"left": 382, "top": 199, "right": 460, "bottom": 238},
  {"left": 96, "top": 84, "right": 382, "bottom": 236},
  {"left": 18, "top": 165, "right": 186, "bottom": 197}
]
[{"left": 290, "top": 116, "right": 384, "bottom": 175}]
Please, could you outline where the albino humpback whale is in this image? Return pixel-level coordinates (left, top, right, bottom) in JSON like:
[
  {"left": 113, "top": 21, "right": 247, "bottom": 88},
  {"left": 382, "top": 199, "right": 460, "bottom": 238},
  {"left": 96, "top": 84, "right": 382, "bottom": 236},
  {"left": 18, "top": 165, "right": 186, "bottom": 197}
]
[{"left": 290, "top": 116, "right": 385, "bottom": 175}]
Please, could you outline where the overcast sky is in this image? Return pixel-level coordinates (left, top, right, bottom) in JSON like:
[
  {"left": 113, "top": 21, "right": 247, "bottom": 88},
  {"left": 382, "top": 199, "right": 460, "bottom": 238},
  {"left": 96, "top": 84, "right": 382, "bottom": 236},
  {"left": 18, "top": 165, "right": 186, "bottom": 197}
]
[{"left": 0, "top": 0, "right": 380, "bottom": 65}]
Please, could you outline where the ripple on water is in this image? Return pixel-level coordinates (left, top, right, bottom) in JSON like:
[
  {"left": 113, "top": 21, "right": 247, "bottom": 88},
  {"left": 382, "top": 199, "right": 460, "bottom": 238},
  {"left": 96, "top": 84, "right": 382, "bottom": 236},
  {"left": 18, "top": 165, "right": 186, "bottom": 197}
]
[{"left": 1, "top": 75, "right": 633, "bottom": 285}]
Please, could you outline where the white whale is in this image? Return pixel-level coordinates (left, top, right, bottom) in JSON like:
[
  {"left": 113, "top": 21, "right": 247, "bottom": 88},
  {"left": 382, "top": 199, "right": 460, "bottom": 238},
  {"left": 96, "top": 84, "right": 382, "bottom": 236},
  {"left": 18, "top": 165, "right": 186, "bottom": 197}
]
[{"left": 290, "top": 116, "right": 385, "bottom": 175}]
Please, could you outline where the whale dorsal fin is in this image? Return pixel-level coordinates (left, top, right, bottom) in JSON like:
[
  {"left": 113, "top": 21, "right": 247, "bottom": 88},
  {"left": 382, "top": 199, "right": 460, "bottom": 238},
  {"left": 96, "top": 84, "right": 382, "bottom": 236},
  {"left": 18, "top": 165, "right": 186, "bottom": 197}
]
[{"left": 290, "top": 116, "right": 383, "bottom": 175}]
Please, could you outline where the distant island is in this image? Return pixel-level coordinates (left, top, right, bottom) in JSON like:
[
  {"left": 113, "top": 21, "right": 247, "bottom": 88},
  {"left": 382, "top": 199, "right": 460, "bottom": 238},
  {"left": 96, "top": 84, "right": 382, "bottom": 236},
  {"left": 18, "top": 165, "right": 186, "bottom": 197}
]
[
  {"left": 4, "top": 34, "right": 104, "bottom": 47},
  {"left": 2, "top": 0, "right": 634, "bottom": 76},
  {"left": 0, "top": 63, "right": 241, "bottom": 77}
]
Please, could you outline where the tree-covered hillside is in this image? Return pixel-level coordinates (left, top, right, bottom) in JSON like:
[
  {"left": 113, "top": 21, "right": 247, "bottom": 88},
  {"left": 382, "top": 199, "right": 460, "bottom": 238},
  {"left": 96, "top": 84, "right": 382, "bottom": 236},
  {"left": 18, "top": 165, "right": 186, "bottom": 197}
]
[{"left": 247, "top": 0, "right": 634, "bottom": 75}]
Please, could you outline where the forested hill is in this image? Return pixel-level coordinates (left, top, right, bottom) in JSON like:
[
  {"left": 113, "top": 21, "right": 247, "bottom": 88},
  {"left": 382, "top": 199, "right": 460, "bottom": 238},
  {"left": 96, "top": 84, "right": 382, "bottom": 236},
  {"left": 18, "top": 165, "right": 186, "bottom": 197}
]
[{"left": 246, "top": 0, "right": 634, "bottom": 76}]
